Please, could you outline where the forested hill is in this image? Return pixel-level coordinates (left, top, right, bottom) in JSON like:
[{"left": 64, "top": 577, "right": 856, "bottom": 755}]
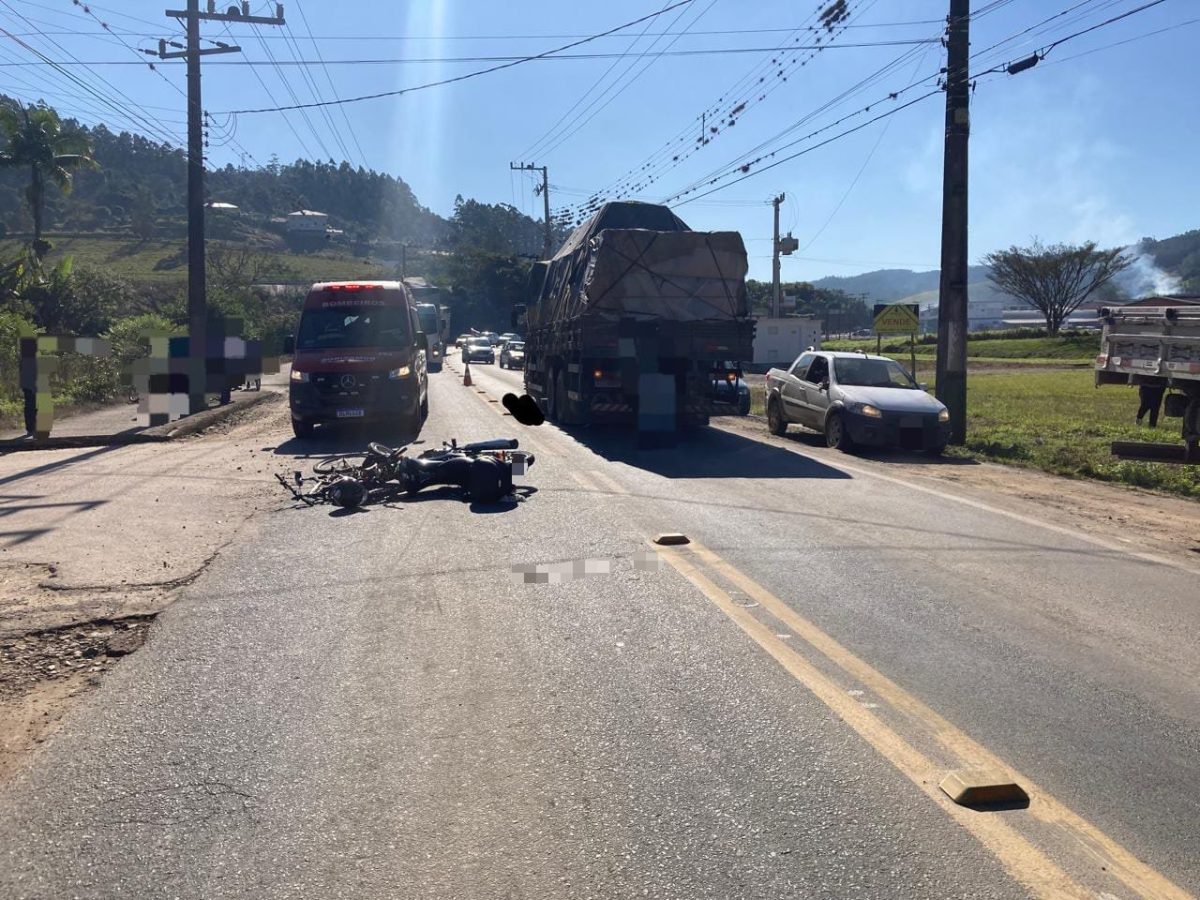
[{"left": 0, "top": 98, "right": 449, "bottom": 246}]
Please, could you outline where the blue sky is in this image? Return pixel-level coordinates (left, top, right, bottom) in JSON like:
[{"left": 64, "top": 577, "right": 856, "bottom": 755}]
[{"left": 1, "top": 0, "right": 1196, "bottom": 282}]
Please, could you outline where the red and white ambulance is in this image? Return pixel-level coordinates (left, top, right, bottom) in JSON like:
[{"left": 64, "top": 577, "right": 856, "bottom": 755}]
[{"left": 288, "top": 281, "right": 429, "bottom": 438}]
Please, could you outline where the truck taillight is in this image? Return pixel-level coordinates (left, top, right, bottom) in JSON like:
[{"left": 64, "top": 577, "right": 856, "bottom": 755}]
[{"left": 1096, "top": 354, "right": 1108, "bottom": 366}]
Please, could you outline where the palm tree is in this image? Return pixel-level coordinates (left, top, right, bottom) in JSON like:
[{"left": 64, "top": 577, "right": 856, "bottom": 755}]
[{"left": 0, "top": 102, "right": 97, "bottom": 257}]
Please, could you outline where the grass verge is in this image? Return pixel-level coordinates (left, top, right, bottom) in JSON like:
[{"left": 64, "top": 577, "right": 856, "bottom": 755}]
[{"left": 824, "top": 332, "right": 1100, "bottom": 360}]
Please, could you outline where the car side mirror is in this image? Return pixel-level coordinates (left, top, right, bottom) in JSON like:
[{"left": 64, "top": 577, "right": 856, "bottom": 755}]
[
  {"left": 918, "top": 382, "right": 929, "bottom": 391},
  {"left": 820, "top": 379, "right": 830, "bottom": 391},
  {"left": 283, "top": 335, "right": 295, "bottom": 355}
]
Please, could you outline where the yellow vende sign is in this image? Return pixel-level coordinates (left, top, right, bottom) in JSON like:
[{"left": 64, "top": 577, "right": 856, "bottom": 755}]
[{"left": 873, "top": 303, "right": 920, "bottom": 335}]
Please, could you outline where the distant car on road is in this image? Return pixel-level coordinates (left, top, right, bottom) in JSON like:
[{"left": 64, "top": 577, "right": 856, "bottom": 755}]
[
  {"left": 462, "top": 336, "right": 495, "bottom": 364},
  {"left": 499, "top": 340, "right": 527, "bottom": 370},
  {"left": 454, "top": 334, "right": 472, "bottom": 349},
  {"left": 850, "top": 328, "right": 873, "bottom": 338},
  {"left": 765, "top": 350, "right": 949, "bottom": 453}
]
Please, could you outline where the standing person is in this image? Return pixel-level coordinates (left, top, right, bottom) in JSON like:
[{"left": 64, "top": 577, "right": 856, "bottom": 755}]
[
  {"left": 19, "top": 336, "right": 38, "bottom": 437},
  {"left": 1136, "top": 382, "right": 1166, "bottom": 428}
]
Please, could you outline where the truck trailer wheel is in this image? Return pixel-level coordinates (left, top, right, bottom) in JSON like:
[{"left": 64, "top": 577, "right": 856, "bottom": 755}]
[
  {"left": 554, "top": 371, "right": 581, "bottom": 425},
  {"left": 767, "top": 397, "right": 788, "bottom": 436}
]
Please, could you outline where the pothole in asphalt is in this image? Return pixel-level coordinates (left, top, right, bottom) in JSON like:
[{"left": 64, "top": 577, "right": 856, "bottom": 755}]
[{"left": 0, "top": 615, "right": 157, "bottom": 699}]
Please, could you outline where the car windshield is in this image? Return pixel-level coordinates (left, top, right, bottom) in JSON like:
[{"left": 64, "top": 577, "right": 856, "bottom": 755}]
[
  {"left": 296, "top": 307, "right": 411, "bottom": 350},
  {"left": 467, "top": 338, "right": 491, "bottom": 347},
  {"left": 507, "top": 342, "right": 525, "bottom": 351},
  {"left": 833, "top": 357, "right": 917, "bottom": 389}
]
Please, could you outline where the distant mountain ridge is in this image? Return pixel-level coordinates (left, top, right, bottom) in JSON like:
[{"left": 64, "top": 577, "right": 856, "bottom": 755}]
[
  {"left": 811, "top": 266, "right": 991, "bottom": 304},
  {"left": 809, "top": 231, "right": 1200, "bottom": 307}
]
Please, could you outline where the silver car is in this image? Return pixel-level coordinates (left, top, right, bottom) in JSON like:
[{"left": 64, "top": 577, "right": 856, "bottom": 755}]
[{"left": 771, "top": 351, "right": 950, "bottom": 454}]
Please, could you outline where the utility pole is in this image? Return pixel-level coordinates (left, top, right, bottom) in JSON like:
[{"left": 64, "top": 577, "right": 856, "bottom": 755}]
[
  {"left": 771, "top": 194, "right": 784, "bottom": 318},
  {"left": 159, "top": 1, "right": 284, "bottom": 414},
  {"left": 935, "top": 0, "right": 970, "bottom": 444},
  {"left": 510, "top": 162, "right": 552, "bottom": 259},
  {"left": 770, "top": 193, "right": 798, "bottom": 318}
]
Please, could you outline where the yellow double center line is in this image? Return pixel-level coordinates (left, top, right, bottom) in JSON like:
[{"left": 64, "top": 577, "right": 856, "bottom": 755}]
[{"left": 658, "top": 538, "right": 1192, "bottom": 900}]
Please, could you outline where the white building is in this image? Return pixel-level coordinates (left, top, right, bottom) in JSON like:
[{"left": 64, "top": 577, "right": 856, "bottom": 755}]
[
  {"left": 919, "top": 296, "right": 1010, "bottom": 333},
  {"left": 285, "top": 209, "right": 329, "bottom": 233},
  {"left": 753, "top": 317, "right": 823, "bottom": 366}
]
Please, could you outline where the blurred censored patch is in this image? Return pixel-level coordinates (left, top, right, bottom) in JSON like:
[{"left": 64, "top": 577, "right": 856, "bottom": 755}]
[{"left": 512, "top": 550, "right": 661, "bottom": 584}]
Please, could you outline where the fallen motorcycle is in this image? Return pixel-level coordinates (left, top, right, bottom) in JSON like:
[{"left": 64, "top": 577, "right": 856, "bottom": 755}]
[{"left": 278, "top": 438, "right": 535, "bottom": 508}]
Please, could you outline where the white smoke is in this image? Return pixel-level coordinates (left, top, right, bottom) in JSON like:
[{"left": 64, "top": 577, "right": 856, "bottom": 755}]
[{"left": 1117, "top": 246, "right": 1183, "bottom": 298}]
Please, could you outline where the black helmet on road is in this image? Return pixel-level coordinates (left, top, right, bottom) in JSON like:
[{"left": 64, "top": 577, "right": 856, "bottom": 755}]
[{"left": 328, "top": 476, "right": 366, "bottom": 508}]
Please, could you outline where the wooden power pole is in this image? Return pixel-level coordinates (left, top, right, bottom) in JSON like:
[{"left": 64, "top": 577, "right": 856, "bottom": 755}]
[
  {"left": 160, "top": 1, "right": 285, "bottom": 414},
  {"left": 935, "top": 0, "right": 970, "bottom": 444},
  {"left": 511, "top": 162, "right": 552, "bottom": 259}
]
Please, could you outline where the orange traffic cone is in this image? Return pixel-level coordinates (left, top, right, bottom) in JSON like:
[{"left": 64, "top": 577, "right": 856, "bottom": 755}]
[{"left": 463, "top": 362, "right": 473, "bottom": 386}]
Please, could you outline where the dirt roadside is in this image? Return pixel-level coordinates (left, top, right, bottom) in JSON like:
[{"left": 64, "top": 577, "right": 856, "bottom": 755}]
[
  {"left": 0, "top": 394, "right": 299, "bottom": 783},
  {"left": 718, "top": 415, "right": 1200, "bottom": 566}
]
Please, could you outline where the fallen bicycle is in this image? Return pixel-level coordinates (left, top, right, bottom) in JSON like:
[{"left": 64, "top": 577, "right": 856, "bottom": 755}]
[{"left": 276, "top": 438, "right": 535, "bottom": 508}]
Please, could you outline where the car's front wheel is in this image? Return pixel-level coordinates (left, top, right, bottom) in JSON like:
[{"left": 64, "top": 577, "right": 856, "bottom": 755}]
[
  {"left": 825, "top": 411, "right": 854, "bottom": 451},
  {"left": 767, "top": 396, "right": 787, "bottom": 435},
  {"left": 291, "top": 418, "right": 315, "bottom": 439}
]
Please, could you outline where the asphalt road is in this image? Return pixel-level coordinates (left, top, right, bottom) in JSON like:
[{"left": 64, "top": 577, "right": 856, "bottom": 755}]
[{"left": 0, "top": 361, "right": 1197, "bottom": 899}]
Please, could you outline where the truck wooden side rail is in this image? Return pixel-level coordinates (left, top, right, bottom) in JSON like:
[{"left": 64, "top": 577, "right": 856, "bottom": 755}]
[{"left": 1095, "top": 304, "right": 1200, "bottom": 462}]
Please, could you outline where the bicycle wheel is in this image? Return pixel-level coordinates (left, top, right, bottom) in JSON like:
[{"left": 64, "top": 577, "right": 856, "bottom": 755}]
[{"left": 313, "top": 454, "right": 367, "bottom": 477}]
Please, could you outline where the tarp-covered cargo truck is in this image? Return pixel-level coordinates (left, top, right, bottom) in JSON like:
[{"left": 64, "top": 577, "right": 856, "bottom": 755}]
[
  {"left": 1095, "top": 304, "right": 1200, "bottom": 462},
  {"left": 518, "top": 201, "right": 754, "bottom": 437}
]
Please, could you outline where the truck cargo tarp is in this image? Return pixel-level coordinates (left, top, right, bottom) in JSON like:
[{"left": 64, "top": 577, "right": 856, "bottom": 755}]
[
  {"left": 532, "top": 231, "right": 749, "bottom": 327},
  {"left": 552, "top": 201, "right": 691, "bottom": 262}
]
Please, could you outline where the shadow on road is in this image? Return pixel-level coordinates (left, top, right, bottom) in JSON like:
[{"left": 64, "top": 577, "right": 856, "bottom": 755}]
[
  {"left": 269, "top": 420, "right": 425, "bottom": 460},
  {"left": 562, "top": 423, "right": 851, "bottom": 480},
  {"left": 778, "top": 428, "right": 980, "bottom": 467}
]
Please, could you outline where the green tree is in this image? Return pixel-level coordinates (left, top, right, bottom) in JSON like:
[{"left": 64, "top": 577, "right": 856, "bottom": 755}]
[
  {"left": 984, "top": 240, "right": 1132, "bottom": 335},
  {"left": 0, "top": 102, "right": 97, "bottom": 256}
]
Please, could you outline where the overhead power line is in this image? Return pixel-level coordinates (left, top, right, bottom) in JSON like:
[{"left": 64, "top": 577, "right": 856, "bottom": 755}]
[
  {"left": 277, "top": 19, "right": 352, "bottom": 163},
  {"left": 673, "top": 90, "right": 941, "bottom": 207},
  {"left": 0, "top": 38, "right": 945, "bottom": 68},
  {"left": 293, "top": 0, "right": 366, "bottom": 167},
  {"left": 973, "top": 0, "right": 1173, "bottom": 77},
  {"left": 67, "top": 0, "right": 186, "bottom": 98},
  {"left": 213, "top": 0, "right": 698, "bottom": 114},
  {"left": 222, "top": 24, "right": 314, "bottom": 159},
  {"left": 526, "top": 0, "right": 721, "bottom": 163},
  {"left": 0, "top": 13, "right": 183, "bottom": 148},
  {"left": 555, "top": 0, "right": 1064, "bottom": 222},
  {"left": 0, "top": 21, "right": 953, "bottom": 42},
  {"left": 665, "top": 0, "right": 1181, "bottom": 208},
  {"left": 517, "top": 0, "right": 692, "bottom": 162},
  {"left": 1039, "top": 13, "right": 1200, "bottom": 65},
  {"left": 247, "top": 22, "right": 334, "bottom": 159},
  {"left": 558, "top": 0, "right": 860, "bottom": 221}
]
